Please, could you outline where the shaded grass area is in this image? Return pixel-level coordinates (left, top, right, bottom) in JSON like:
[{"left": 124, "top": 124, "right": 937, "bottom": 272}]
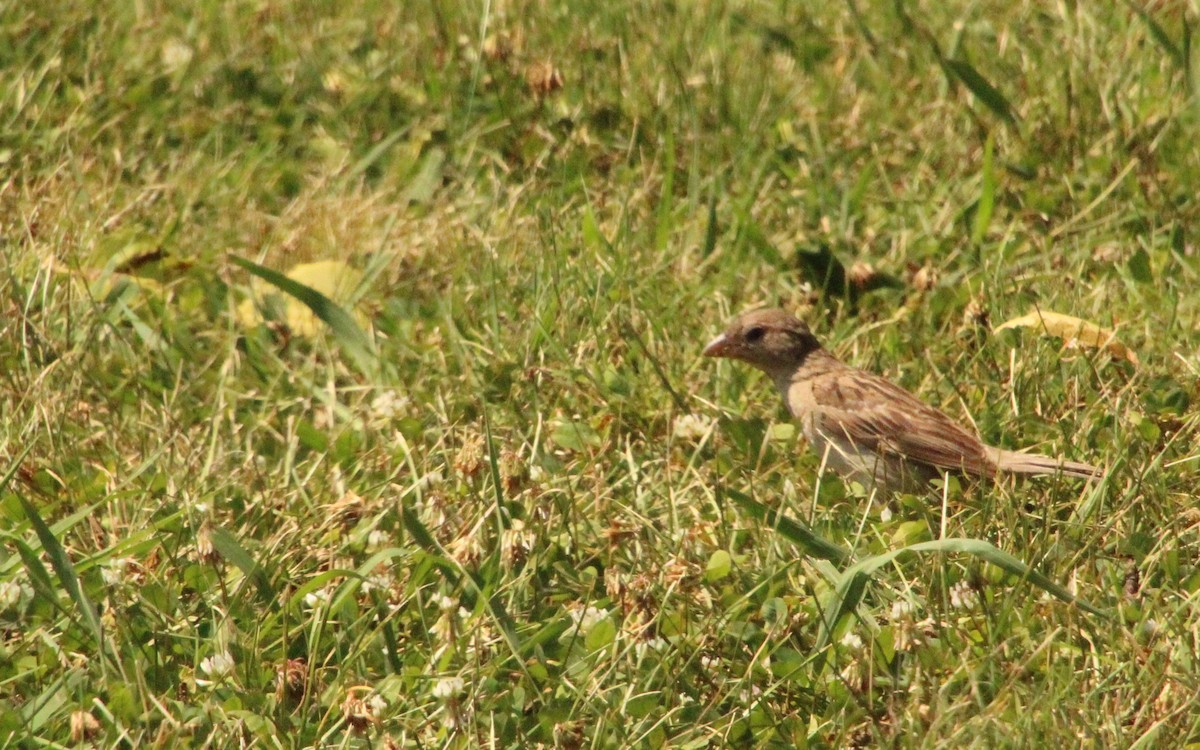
[{"left": 2, "top": 0, "right": 1199, "bottom": 746}]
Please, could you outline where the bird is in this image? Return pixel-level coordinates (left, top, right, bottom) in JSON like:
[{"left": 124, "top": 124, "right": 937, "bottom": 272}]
[{"left": 703, "top": 308, "right": 1104, "bottom": 494}]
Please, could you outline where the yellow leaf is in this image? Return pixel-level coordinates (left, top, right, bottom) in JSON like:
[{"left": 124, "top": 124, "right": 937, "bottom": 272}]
[
  {"left": 235, "top": 260, "right": 365, "bottom": 338},
  {"left": 994, "top": 310, "right": 1138, "bottom": 365}
]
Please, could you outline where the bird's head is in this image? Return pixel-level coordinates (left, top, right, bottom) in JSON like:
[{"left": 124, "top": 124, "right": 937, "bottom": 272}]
[{"left": 703, "top": 308, "right": 822, "bottom": 374}]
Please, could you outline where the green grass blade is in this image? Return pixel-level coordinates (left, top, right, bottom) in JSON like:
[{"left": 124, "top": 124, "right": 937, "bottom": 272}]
[
  {"left": 971, "top": 134, "right": 996, "bottom": 245},
  {"left": 7, "top": 535, "right": 68, "bottom": 617},
  {"left": 653, "top": 127, "right": 675, "bottom": 253},
  {"left": 701, "top": 190, "right": 719, "bottom": 258},
  {"left": 1124, "top": 0, "right": 1184, "bottom": 68},
  {"left": 815, "top": 537, "right": 1107, "bottom": 664},
  {"left": 208, "top": 525, "right": 278, "bottom": 605},
  {"left": 346, "top": 126, "right": 411, "bottom": 182},
  {"left": 401, "top": 506, "right": 545, "bottom": 686},
  {"left": 229, "top": 255, "right": 380, "bottom": 378},
  {"left": 725, "top": 489, "right": 849, "bottom": 562},
  {"left": 944, "top": 59, "right": 1017, "bottom": 126},
  {"left": 18, "top": 495, "right": 106, "bottom": 657},
  {"left": 399, "top": 147, "right": 447, "bottom": 206}
]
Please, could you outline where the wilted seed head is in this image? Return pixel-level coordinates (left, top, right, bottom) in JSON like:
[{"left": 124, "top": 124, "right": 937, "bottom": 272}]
[
  {"left": 846, "top": 261, "right": 878, "bottom": 290},
  {"left": 276, "top": 658, "right": 309, "bottom": 704},
  {"left": 341, "top": 688, "right": 382, "bottom": 733},
  {"left": 447, "top": 532, "right": 484, "bottom": 567},
  {"left": 662, "top": 555, "right": 697, "bottom": 586},
  {"left": 501, "top": 519, "right": 534, "bottom": 569},
  {"left": 910, "top": 263, "right": 939, "bottom": 292},
  {"left": 603, "top": 518, "right": 637, "bottom": 549},
  {"left": 960, "top": 297, "right": 990, "bottom": 330},
  {"left": 498, "top": 448, "right": 526, "bottom": 493},
  {"left": 553, "top": 720, "right": 586, "bottom": 750},
  {"left": 328, "top": 490, "right": 365, "bottom": 526},
  {"left": 195, "top": 524, "right": 218, "bottom": 564},
  {"left": 526, "top": 61, "right": 564, "bottom": 95},
  {"left": 69, "top": 710, "right": 101, "bottom": 743},
  {"left": 482, "top": 31, "right": 521, "bottom": 62},
  {"left": 604, "top": 567, "right": 627, "bottom": 603},
  {"left": 454, "top": 433, "right": 485, "bottom": 479},
  {"left": 1124, "top": 561, "right": 1141, "bottom": 597},
  {"left": 626, "top": 572, "right": 656, "bottom": 613}
]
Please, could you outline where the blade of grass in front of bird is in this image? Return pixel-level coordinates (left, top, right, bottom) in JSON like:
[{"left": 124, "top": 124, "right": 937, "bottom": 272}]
[
  {"left": 725, "top": 489, "right": 849, "bottom": 562},
  {"left": 814, "top": 537, "right": 1106, "bottom": 670}
]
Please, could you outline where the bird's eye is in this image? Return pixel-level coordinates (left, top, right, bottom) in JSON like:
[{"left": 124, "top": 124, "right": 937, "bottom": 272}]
[{"left": 744, "top": 326, "right": 765, "bottom": 342}]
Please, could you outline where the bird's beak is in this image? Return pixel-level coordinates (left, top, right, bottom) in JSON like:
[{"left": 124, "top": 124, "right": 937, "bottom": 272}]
[{"left": 703, "top": 333, "right": 731, "bottom": 358}]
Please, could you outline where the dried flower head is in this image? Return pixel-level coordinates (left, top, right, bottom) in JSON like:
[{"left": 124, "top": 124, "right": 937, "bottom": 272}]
[
  {"left": 498, "top": 448, "right": 527, "bottom": 493},
  {"left": 194, "top": 524, "right": 218, "bottom": 564},
  {"left": 455, "top": 432, "right": 485, "bottom": 479},
  {"left": 276, "top": 658, "right": 309, "bottom": 704},
  {"left": 910, "top": 263, "right": 938, "bottom": 292},
  {"left": 501, "top": 519, "right": 534, "bottom": 569},
  {"left": 69, "top": 710, "right": 101, "bottom": 743},
  {"left": 961, "top": 297, "right": 989, "bottom": 330},
  {"left": 447, "top": 532, "right": 485, "bottom": 567},
  {"left": 342, "top": 687, "right": 384, "bottom": 733},
  {"left": 847, "top": 261, "right": 878, "bottom": 290},
  {"left": 526, "top": 61, "right": 564, "bottom": 95}
]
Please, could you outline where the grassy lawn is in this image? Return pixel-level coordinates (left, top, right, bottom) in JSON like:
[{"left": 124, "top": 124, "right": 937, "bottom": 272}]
[{"left": 3, "top": 0, "right": 1199, "bottom": 746}]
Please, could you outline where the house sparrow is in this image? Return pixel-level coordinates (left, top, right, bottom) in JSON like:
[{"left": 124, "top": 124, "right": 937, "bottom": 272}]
[{"left": 703, "top": 308, "right": 1103, "bottom": 494}]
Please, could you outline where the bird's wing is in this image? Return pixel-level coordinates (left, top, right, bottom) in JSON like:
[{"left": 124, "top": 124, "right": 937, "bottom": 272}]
[{"left": 804, "top": 369, "right": 996, "bottom": 476}]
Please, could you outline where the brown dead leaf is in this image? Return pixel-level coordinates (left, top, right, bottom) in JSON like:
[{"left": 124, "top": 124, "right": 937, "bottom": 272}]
[{"left": 994, "top": 310, "right": 1138, "bottom": 365}]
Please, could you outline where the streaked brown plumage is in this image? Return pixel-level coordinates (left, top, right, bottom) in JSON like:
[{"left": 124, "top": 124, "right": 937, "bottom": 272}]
[{"left": 703, "top": 308, "right": 1103, "bottom": 494}]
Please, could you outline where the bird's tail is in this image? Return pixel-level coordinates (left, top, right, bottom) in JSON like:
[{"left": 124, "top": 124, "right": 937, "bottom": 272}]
[{"left": 988, "top": 448, "right": 1104, "bottom": 480}]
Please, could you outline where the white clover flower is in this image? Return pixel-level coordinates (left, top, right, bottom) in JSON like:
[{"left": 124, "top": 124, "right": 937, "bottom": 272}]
[
  {"left": 0, "top": 581, "right": 26, "bottom": 610},
  {"left": 101, "top": 558, "right": 134, "bottom": 586},
  {"left": 840, "top": 632, "right": 864, "bottom": 651},
  {"left": 199, "top": 651, "right": 235, "bottom": 681},
  {"left": 528, "top": 464, "right": 547, "bottom": 483},
  {"left": 304, "top": 589, "right": 332, "bottom": 609},
  {"left": 367, "top": 694, "right": 386, "bottom": 715},
  {"left": 433, "top": 593, "right": 457, "bottom": 612},
  {"left": 634, "top": 637, "right": 667, "bottom": 659},
  {"left": 361, "top": 572, "right": 393, "bottom": 595},
  {"left": 417, "top": 470, "right": 444, "bottom": 491},
  {"left": 369, "top": 390, "right": 410, "bottom": 420},
  {"left": 673, "top": 413, "right": 715, "bottom": 442},
  {"left": 890, "top": 600, "right": 915, "bottom": 620},
  {"left": 160, "top": 39, "right": 194, "bottom": 71},
  {"left": 432, "top": 676, "right": 466, "bottom": 700},
  {"left": 568, "top": 605, "right": 608, "bottom": 636},
  {"left": 949, "top": 581, "right": 978, "bottom": 610},
  {"left": 366, "top": 529, "right": 389, "bottom": 550}
]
